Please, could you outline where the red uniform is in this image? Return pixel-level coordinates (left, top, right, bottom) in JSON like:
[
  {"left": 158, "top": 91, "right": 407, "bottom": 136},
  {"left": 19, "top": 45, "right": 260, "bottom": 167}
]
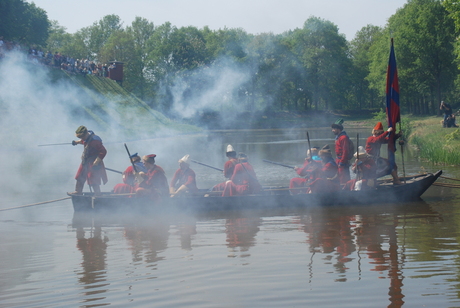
[
  {"left": 113, "top": 166, "right": 136, "bottom": 194},
  {"left": 289, "top": 159, "right": 321, "bottom": 194},
  {"left": 335, "top": 131, "right": 351, "bottom": 184},
  {"left": 213, "top": 158, "right": 238, "bottom": 191},
  {"left": 365, "top": 133, "right": 388, "bottom": 157},
  {"left": 343, "top": 158, "right": 377, "bottom": 191},
  {"left": 224, "top": 158, "right": 238, "bottom": 179},
  {"left": 75, "top": 133, "right": 107, "bottom": 186},
  {"left": 365, "top": 132, "right": 398, "bottom": 178},
  {"left": 309, "top": 158, "right": 340, "bottom": 193},
  {"left": 222, "top": 162, "right": 262, "bottom": 197},
  {"left": 137, "top": 165, "right": 169, "bottom": 201},
  {"left": 170, "top": 167, "right": 198, "bottom": 192}
]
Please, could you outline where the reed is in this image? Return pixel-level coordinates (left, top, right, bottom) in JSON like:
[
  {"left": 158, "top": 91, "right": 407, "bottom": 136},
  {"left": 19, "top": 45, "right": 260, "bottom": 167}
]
[{"left": 410, "top": 118, "right": 460, "bottom": 165}]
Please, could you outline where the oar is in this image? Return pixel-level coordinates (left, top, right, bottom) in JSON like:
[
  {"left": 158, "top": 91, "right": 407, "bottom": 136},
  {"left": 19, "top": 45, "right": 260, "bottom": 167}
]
[
  {"left": 0, "top": 197, "right": 71, "bottom": 212},
  {"left": 190, "top": 159, "right": 223, "bottom": 172},
  {"left": 38, "top": 142, "right": 72, "bottom": 147},
  {"left": 105, "top": 167, "right": 123, "bottom": 174},
  {"left": 262, "top": 159, "right": 295, "bottom": 169}
]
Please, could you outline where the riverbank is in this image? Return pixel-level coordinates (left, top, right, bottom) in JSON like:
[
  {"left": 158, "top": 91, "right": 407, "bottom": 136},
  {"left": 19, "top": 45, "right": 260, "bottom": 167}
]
[{"left": 409, "top": 116, "right": 460, "bottom": 165}]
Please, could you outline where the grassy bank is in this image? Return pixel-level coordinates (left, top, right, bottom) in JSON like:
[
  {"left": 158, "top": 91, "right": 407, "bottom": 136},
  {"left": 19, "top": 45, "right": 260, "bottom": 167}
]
[{"left": 410, "top": 116, "right": 460, "bottom": 165}]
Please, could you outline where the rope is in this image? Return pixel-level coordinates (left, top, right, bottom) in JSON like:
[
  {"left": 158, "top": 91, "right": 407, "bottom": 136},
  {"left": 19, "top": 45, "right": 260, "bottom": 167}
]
[
  {"left": 0, "top": 197, "right": 71, "bottom": 212},
  {"left": 433, "top": 182, "right": 460, "bottom": 188},
  {"left": 440, "top": 175, "right": 460, "bottom": 182}
]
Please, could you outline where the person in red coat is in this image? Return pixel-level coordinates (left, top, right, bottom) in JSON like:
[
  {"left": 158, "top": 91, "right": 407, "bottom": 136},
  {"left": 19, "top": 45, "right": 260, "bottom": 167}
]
[
  {"left": 365, "top": 122, "right": 402, "bottom": 185},
  {"left": 222, "top": 153, "right": 262, "bottom": 197},
  {"left": 169, "top": 154, "right": 198, "bottom": 197},
  {"left": 135, "top": 154, "right": 169, "bottom": 201},
  {"left": 289, "top": 147, "right": 321, "bottom": 194},
  {"left": 343, "top": 146, "right": 377, "bottom": 191},
  {"left": 113, "top": 153, "right": 147, "bottom": 194},
  {"left": 71, "top": 126, "right": 107, "bottom": 195},
  {"left": 308, "top": 145, "right": 341, "bottom": 193},
  {"left": 331, "top": 119, "right": 351, "bottom": 184},
  {"left": 212, "top": 144, "right": 238, "bottom": 192}
]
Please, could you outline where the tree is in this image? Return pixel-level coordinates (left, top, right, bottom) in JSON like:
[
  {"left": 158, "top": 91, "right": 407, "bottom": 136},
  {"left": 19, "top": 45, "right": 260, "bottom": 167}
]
[
  {"left": 0, "top": 0, "right": 50, "bottom": 46},
  {"left": 349, "top": 25, "right": 384, "bottom": 109},
  {"left": 368, "top": 0, "right": 457, "bottom": 114},
  {"left": 288, "top": 17, "right": 353, "bottom": 111}
]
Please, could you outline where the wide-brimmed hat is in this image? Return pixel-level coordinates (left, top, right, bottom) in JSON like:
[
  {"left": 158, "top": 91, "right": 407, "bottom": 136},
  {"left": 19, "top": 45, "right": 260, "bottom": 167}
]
[
  {"left": 179, "top": 154, "right": 190, "bottom": 164},
  {"left": 354, "top": 146, "right": 368, "bottom": 159},
  {"left": 319, "top": 144, "right": 332, "bottom": 156},
  {"left": 307, "top": 147, "right": 320, "bottom": 157}
]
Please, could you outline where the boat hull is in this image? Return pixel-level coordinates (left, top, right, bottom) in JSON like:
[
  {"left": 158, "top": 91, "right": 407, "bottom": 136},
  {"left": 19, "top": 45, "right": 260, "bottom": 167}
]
[{"left": 69, "top": 171, "right": 442, "bottom": 212}]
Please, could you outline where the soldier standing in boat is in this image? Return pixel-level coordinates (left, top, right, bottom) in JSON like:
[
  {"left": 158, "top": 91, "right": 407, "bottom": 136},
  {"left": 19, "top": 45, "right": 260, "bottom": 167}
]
[
  {"left": 70, "top": 125, "right": 108, "bottom": 195},
  {"left": 169, "top": 154, "right": 198, "bottom": 197},
  {"left": 331, "top": 119, "right": 351, "bottom": 184},
  {"left": 365, "top": 122, "right": 402, "bottom": 185}
]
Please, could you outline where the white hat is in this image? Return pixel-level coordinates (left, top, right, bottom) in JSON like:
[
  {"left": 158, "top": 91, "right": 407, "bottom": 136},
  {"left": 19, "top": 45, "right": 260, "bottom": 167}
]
[
  {"left": 354, "top": 146, "right": 368, "bottom": 159},
  {"left": 226, "top": 144, "right": 235, "bottom": 153},
  {"left": 178, "top": 154, "right": 190, "bottom": 164}
]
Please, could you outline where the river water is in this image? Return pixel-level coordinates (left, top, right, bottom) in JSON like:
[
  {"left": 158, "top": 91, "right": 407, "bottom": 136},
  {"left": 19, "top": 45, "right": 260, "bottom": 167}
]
[{"left": 1, "top": 128, "right": 459, "bottom": 307}]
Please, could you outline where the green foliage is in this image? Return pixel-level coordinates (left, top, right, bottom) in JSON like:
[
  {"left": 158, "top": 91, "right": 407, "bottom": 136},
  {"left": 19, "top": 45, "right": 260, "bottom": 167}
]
[
  {"left": 0, "top": 0, "right": 50, "bottom": 46},
  {"left": 33, "top": 0, "right": 460, "bottom": 119}
]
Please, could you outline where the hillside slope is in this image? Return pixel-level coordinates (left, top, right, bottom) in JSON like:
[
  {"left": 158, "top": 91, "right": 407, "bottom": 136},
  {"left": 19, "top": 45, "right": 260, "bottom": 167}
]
[{"left": 62, "top": 71, "right": 200, "bottom": 137}]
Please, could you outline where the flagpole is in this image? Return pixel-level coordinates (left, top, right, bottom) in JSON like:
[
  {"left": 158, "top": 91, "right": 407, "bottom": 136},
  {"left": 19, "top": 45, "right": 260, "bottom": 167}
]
[{"left": 398, "top": 122, "right": 406, "bottom": 184}]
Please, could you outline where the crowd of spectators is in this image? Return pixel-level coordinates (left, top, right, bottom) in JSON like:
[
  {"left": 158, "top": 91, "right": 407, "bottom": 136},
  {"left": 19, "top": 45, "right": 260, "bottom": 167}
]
[{"left": 0, "top": 36, "right": 117, "bottom": 78}]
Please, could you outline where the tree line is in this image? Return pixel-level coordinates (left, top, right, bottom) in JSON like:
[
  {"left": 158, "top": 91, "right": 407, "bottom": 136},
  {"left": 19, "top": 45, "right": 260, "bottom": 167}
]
[{"left": 4, "top": 0, "right": 460, "bottom": 117}]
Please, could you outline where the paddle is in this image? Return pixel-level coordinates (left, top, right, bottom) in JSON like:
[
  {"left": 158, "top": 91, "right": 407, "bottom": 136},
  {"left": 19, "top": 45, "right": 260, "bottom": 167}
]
[
  {"left": 0, "top": 197, "right": 71, "bottom": 212},
  {"left": 262, "top": 159, "right": 295, "bottom": 169},
  {"left": 105, "top": 167, "right": 123, "bottom": 174},
  {"left": 190, "top": 159, "right": 223, "bottom": 172},
  {"left": 38, "top": 142, "right": 72, "bottom": 147}
]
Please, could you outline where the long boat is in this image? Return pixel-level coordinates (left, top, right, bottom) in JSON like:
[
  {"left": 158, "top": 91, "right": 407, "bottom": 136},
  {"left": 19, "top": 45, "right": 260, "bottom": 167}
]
[{"left": 68, "top": 170, "right": 442, "bottom": 212}]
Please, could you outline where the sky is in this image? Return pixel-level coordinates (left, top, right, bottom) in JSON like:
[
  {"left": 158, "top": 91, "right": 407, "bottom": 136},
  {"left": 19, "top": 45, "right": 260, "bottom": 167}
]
[{"left": 30, "top": 0, "right": 408, "bottom": 41}]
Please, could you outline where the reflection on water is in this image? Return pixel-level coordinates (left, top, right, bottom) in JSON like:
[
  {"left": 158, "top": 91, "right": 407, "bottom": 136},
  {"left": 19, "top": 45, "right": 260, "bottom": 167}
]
[{"left": 0, "top": 128, "right": 459, "bottom": 307}]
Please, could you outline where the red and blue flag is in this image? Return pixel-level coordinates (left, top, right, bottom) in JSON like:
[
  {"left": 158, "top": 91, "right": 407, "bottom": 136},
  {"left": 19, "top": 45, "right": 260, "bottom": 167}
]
[{"left": 386, "top": 38, "right": 400, "bottom": 167}]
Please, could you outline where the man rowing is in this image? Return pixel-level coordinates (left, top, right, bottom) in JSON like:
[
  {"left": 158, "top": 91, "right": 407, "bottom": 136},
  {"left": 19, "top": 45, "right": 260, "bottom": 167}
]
[
  {"left": 169, "top": 154, "right": 198, "bottom": 197},
  {"left": 289, "top": 147, "right": 321, "bottom": 194},
  {"left": 135, "top": 154, "right": 169, "bottom": 201},
  {"left": 113, "top": 152, "right": 147, "bottom": 194},
  {"left": 222, "top": 153, "right": 262, "bottom": 197}
]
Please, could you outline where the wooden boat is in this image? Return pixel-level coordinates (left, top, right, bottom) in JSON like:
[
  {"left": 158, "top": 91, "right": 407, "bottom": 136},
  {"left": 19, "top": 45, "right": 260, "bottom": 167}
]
[{"left": 68, "top": 170, "right": 442, "bottom": 212}]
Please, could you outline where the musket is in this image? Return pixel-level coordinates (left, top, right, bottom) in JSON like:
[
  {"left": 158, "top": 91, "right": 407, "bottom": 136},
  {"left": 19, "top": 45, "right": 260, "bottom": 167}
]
[
  {"left": 124, "top": 143, "right": 138, "bottom": 173},
  {"left": 262, "top": 159, "right": 295, "bottom": 169},
  {"left": 38, "top": 142, "right": 72, "bottom": 147},
  {"left": 191, "top": 159, "right": 223, "bottom": 172},
  {"left": 307, "top": 131, "right": 312, "bottom": 158}
]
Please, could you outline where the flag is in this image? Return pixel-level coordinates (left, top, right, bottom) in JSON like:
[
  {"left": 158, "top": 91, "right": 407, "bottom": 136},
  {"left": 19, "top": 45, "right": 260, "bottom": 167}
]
[{"left": 386, "top": 38, "right": 400, "bottom": 167}]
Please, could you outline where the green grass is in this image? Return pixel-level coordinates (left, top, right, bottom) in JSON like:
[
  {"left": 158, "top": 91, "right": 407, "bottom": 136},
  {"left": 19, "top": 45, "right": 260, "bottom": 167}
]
[{"left": 409, "top": 116, "right": 460, "bottom": 165}]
